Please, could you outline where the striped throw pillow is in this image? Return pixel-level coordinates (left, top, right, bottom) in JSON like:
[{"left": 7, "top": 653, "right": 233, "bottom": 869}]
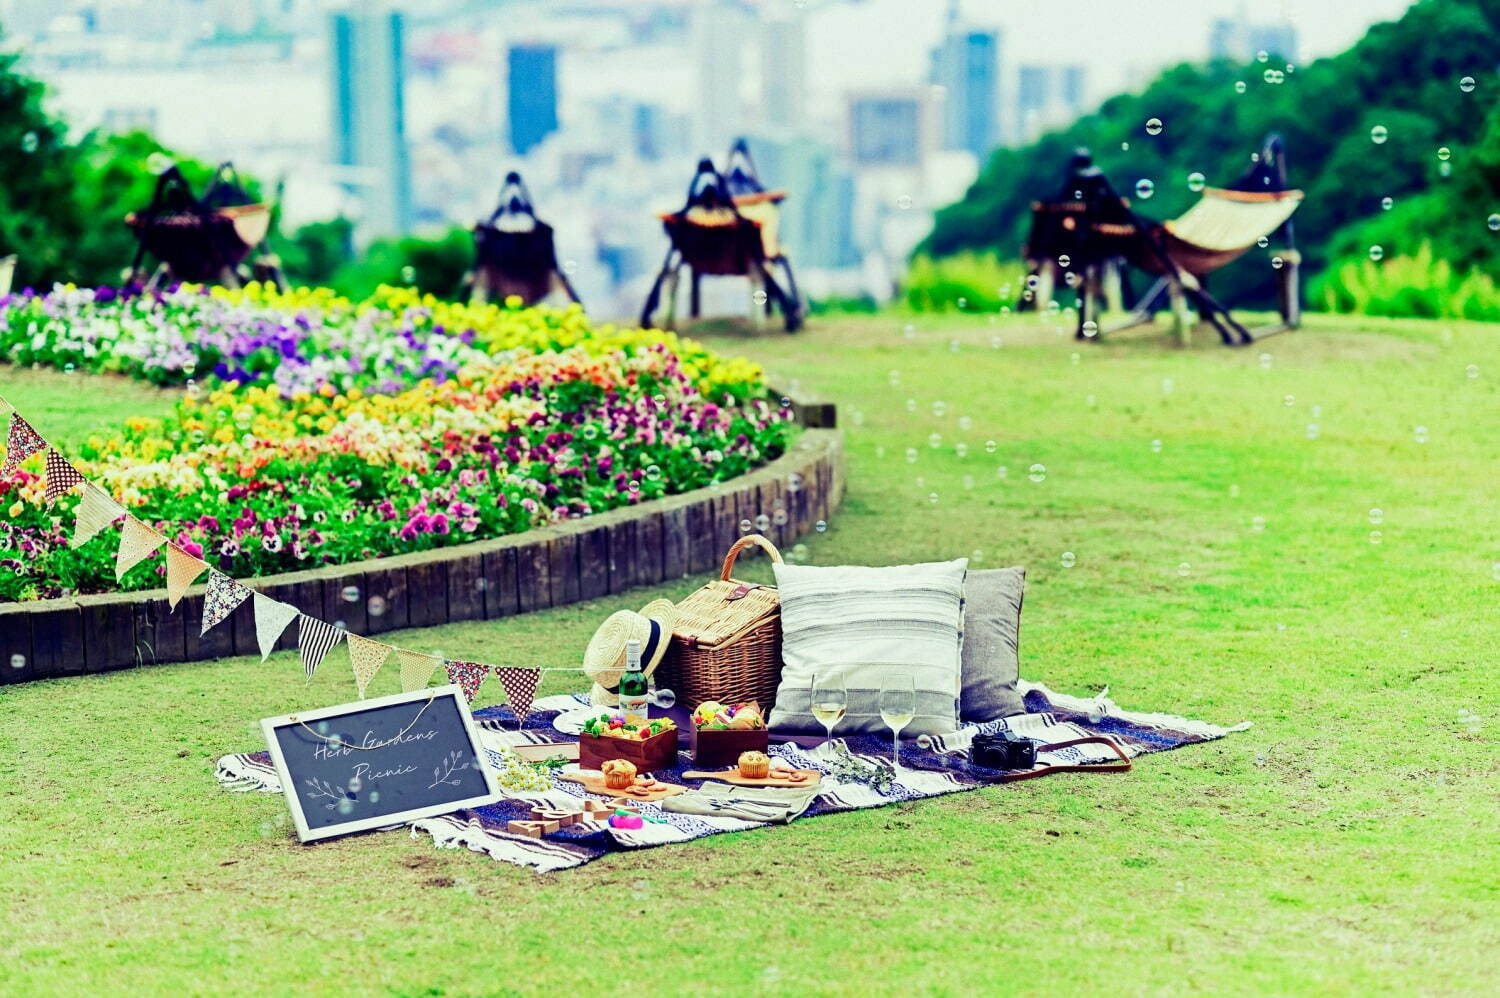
[{"left": 767, "top": 559, "right": 968, "bottom": 736}]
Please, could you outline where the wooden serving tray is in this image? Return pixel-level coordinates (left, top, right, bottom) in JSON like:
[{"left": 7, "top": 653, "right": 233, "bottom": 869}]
[
  {"left": 680, "top": 768, "right": 822, "bottom": 788},
  {"left": 556, "top": 771, "right": 686, "bottom": 802}
]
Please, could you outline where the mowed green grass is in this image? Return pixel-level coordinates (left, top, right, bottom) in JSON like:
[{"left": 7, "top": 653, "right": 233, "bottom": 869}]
[{"left": 1, "top": 312, "right": 1497, "bottom": 996}]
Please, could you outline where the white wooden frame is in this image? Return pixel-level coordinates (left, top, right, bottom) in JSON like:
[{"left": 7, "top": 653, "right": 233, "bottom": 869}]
[{"left": 261, "top": 684, "right": 500, "bottom": 843}]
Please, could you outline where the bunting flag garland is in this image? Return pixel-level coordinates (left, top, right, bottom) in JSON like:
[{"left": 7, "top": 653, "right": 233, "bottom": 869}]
[
  {"left": 115, "top": 516, "right": 167, "bottom": 581},
  {"left": 495, "top": 666, "right": 542, "bottom": 722},
  {"left": 298, "top": 615, "right": 346, "bottom": 679},
  {"left": 346, "top": 633, "right": 391, "bottom": 698},
  {"left": 2, "top": 414, "right": 46, "bottom": 477},
  {"left": 397, "top": 649, "right": 443, "bottom": 692},
  {"left": 444, "top": 659, "right": 492, "bottom": 704},
  {"left": 252, "top": 593, "right": 301, "bottom": 662},
  {"left": 164, "top": 544, "right": 210, "bottom": 609},
  {"left": 71, "top": 484, "right": 124, "bottom": 549},
  {"left": 200, "top": 570, "right": 252, "bottom": 634},
  {"left": 43, "top": 449, "right": 85, "bottom": 506}
]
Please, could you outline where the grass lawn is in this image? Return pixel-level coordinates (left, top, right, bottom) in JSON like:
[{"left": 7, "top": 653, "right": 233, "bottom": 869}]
[{"left": 2, "top": 312, "right": 1497, "bottom": 995}]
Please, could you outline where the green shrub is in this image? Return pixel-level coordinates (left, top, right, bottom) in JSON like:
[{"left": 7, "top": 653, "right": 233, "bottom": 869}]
[
  {"left": 902, "top": 252, "right": 1028, "bottom": 312},
  {"left": 1312, "top": 241, "right": 1500, "bottom": 321}
]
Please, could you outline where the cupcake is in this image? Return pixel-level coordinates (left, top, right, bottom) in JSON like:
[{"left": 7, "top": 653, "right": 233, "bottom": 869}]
[
  {"left": 601, "top": 758, "right": 638, "bottom": 790},
  {"left": 737, "top": 751, "right": 770, "bottom": 780}
]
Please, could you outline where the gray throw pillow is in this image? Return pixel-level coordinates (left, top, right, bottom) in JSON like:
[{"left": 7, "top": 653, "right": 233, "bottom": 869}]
[{"left": 960, "top": 567, "right": 1026, "bottom": 721}]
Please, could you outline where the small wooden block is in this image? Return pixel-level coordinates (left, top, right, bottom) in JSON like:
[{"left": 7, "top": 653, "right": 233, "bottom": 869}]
[
  {"left": 532, "top": 807, "right": 580, "bottom": 827},
  {"left": 579, "top": 799, "right": 613, "bottom": 817},
  {"left": 505, "top": 819, "right": 560, "bottom": 838}
]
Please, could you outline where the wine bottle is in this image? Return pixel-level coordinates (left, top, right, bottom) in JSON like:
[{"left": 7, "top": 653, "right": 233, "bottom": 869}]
[{"left": 618, "top": 638, "right": 649, "bottom": 724}]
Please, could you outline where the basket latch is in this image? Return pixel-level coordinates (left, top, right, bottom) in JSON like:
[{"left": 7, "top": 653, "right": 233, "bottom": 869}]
[{"left": 724, "top": 584, "right": 760, "bottom": 602}]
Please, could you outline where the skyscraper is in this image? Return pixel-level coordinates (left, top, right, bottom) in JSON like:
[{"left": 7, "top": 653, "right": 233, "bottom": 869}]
[
  {"left": 508, "top": 44, "right": 559, "bottom": 156},
  {"left": 760, "top": 14, "right": 806, "bottom": 130},
  {"left": 744, "top": 135, "right": 857, "bottom": 269},
  {"left": 1208, "top": 16, "right": 1299, "bottom": 64},
  {"left": 929, "top": 2, "right": 1001, "bottom": 161},
  {"left": 847, "top": 91, "right": 932, "bottom": 168},
  {"left": 692, "top": 2, "right": 746, "bottom": 155},
  {"left": 329, "top": 8, "right": 412, "bottom": 239},
  {"left": 1015, "top": 64, "right": 1088, "bottom": 143}
]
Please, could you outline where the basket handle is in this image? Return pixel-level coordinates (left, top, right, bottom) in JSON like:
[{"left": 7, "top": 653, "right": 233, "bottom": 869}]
[{"left": 720, "top": 534, "right": 784, "bottom": 580}]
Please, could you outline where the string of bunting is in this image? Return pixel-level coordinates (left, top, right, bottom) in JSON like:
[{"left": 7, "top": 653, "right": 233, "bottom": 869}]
[{"left": 0, "top": 394, "right": 598, "bottom": 710}]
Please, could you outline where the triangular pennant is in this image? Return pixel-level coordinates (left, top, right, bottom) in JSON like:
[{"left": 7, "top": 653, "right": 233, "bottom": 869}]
[
  {"left": 200, "top": 570, "right": 251, "bottom": 634},
  {"left": 43, "top": 449, "right": 85, "bottom": 506},
  {"left": 298, "top": 615, "right": 345, "bottom": 679},
  {"left": 1, "top": 414, "right": 45, "bottom": 478},
  {"left": 252, "top": 593, "right": 301, "bottom": 662},
  {"left": 164, "top": 544, "right": 210, "bottom": 609},
  {"left": 495, "top": 666, "right": 542, "bottom": 722},
  {"left": 397, "top": 649, "right": 442, "bottom": 692},
  {"left": 115, "top": 516, "right": 167, "bottom": 581},
  {"left": 346, "top": 634, "right": 392, "bottom": 698},
  {"left": 71, "top": 484, "right": 124, "bottom": 549},
  {"left": 444, "top": 659, "right": 491, "bottom": 703}
]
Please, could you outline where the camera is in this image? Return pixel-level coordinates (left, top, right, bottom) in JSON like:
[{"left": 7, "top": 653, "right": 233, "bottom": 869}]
[{"left": 970, "top": 730, "right": 1037, "bottom": 771}]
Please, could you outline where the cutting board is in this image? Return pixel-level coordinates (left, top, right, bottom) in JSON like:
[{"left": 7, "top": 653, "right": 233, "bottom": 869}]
[
  {"left": 680, "top": 768, "right": 822, "bottom": 788},
  {"left": 556, "top": 771, "right": 686, "bottom": 802}
]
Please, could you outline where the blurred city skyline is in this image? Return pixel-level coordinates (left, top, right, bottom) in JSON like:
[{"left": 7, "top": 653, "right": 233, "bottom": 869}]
[{"left": 5, "top": 0, "right": 1416, "bottom": 312}]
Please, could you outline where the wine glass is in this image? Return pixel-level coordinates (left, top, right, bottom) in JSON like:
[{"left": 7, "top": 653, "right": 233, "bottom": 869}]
[
  {"left": 809, "top": 670, "right": 847, "bottom": 744},
  {"left": 879, "top": 673, "right": 916, "bottom": 771}
]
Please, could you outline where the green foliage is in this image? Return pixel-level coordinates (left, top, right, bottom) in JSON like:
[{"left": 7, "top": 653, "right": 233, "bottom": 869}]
[
  {"left": 275, "top": 217, "right": 353, "bottom": 287},
  {"left": 328, "top": 226, "right": 472, "bottom": 301},
  {"left": 923, "top": 0, "right": 1500, "bottom": 309},
  {"left": 1312, "top": 241, "right": 1500, "bottom": 320},
  {"left": 902, "top": 252, "right": 1027, "bottom": 312}
]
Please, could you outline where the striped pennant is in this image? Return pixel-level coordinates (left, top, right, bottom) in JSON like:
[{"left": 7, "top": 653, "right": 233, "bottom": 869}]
[
  {"left": 200, "top": 571, "right": 252, "bottom": 635},
  {"left": 298, "top": 615, "right": 345, "bottom": 679},
  {"left": 251, "top": 593, "right": 300, "bottom": 662},
  {"left": 43, "top": 449, "right": 85, "bottom": 506},
  {"left": 444, "top": 659, "right": 492, "bottom": 703},
  {"left": 115, "top": 516, "right": 167, "bottom": 581},
  {"left": 164, "top": 544, "right": 210, "bottom": 609},
  {"left": 495, "top": 666, "right": 542, "bottom": 721},
  {"left": 2, "top": 414, "right": 46, "bottom": 478},
  {"left": 397, "top": 649, "right": 443, "bottom": 692},
  {"left": 346, "top": 634, "right": 392, "bottom": 698},
  {"left": 71, "top": 484, "right": 124, "bottom": 549}
]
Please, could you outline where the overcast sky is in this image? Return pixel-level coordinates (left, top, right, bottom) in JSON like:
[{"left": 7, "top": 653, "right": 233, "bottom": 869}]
[{"left": 805, "top": 0, "right": 1417, "bottom": 102}]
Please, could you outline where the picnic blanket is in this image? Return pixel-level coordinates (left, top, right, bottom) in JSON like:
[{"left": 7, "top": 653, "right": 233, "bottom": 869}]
[{"left": 216, "top": 680, "right": 1248, "bottom": 872}]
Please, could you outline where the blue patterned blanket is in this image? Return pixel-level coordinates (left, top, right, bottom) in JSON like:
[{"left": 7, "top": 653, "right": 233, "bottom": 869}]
[{"left": 216, "top": 680, "right": 1247, "bottom": 872}]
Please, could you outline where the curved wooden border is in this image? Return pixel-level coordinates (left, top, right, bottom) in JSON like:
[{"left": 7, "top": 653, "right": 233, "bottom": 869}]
[{"left": 0, "top": 426, "right": 844, "bottom": 683}]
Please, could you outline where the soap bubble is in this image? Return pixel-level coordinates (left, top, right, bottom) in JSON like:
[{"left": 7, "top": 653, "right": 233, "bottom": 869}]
[
  {"left": 752, "top": 289, "right": 769, "bottom": 306},
  {"left": 1466, "top": 364, "right": 1479, "bottom": 379},
  {"left": 7, "top": 654, "right": 23, "bottom": 670},
  {"left": 895, "top": 194, "right": 913, "bottom": 210},
  {"left": 932, "top": 400, "right": 948, "bottom": 417},
  {"left": 1305, "top": 423, "right": 1319, "bottom": 440},
  {"left": 787, "top": 472, "right": 803, "bottom": 492},
  {"left": 337, "top": 799, "right": 355, "bottom": 816},
  {"left": 1257, "top": 235, "right": 1270, "bottom": 249},
  {"left": 1134, "top": 179, "right": 1155, "bottom": 199},
  {"left": 644, "top": 464, "right": 663, "bottom": 482},
  {"left": 815, "top": 520, "right": 827, "bottom": 533},
  {"left": 1177, "top": 562, "right": 1191, "bottom": 577},
  {"left": 1057, "top": 254, "right": 1071, "bottom": 268},
  {"left": 1368, "top": 530, "right": 1383, "bottom": 545},
  {"left": 368, "top": 595, "right": 388, "bottom": 617},
  {"left": 954, "top": 443, "right": 968, "bottom": 458},
  {"left": 1413, "top": 425, "right": 1429, "bottom": 444},
  {"left": 1366, "top": 507, "right": 1385, "bottom": 525},
  {"left": 1027, "top": 463, "right": 1047, "bottom": 483},
  {"left": 341, "top": 585, "right": 360, "bottom": 603},
  {"left": 1271, "top": 256, "right": 1284, "bottom": 270},
  {"left": 755, "top": 513, "right": 771, "bottom": 532},
  {"left": 400, "top": 265, "right": 416, "bottom": 284},
  {"left": 20, "top": 131, "right": 38, "bottom": 153},
  {"left": 905, "top": 447, "right": 918, "bottom": 463},
  {"left": 1161, "top": 378, "right": 1174, "bottom": 394},
  {"left": 792, "top": 543, "right": 809, "bottom": 561},
  {"left": 1234, "top": 81, "right": 1247, "bottom": 94},
  {"left": 1459, "top": 76, "right": 1476, "bottom": 93},
  {"left": 1283, "top": 395, "right": 1295, "bottom": 407},
  {"left": 1381, "top": 196, "right": 1394, "bottom": 211},
  {"left": 1120, "top": 141, "right": 1129, "bottom": 151},
  {"left": 927, "top": 492, "right": 939, "bottom": 505},
  {"left": 1070, "top": 352, "right": 1081, "bottom": 365},
  {"left": 1370, "top": 125, "right": 1388, "bottom": 144},
  {"left": 1368, "top": 245, "right": 1384, "bottom": 261},
  {"left": 1060, "top": 551, "right": 1076, "bottom": 568},
  {"left": 1256, "top": 50, "right": 1269, "bottom": 63},
  {"left": 1144, "top": 117, "right": 1163, "bottom": 136},
  {"left": 650, "top": 687, "right": 677, "bottom": 709},
  {"left": 772, "top": 509, "right": 788, "bottom": 526},
  {"left": 1251, "top": 515, "right": 1266, "bottom": 532},
  {"left": 1437, "top": 146, "right": 1451, "bottom": 162},
  {"left": 970, "top": 549, "right": 984, "bottom": 564},
  {"left": 957, "top": 415, "right": 974, "bottom": 431},
  {"left": 1187, "top": 171, "right": 1206, "bottom": 193},
  {"left": 1080, "top": 319, "right": 1098, "bottom": 338},
  {"left": 739, "top": 518, "right": 753, "bottom": 533},
  {"left": 1259, "top": 352, "right": 1273, "bottom": 369},
  {"left": 1488, "top": 214, "right": 1500, "bottom": 232},
  {"left": 1150, "top": 439, "right": 1163, "bottom": 453}
]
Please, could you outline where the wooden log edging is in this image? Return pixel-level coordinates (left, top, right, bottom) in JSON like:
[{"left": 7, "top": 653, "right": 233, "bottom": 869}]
[{"left": 0, "top": 427, "right": 844, "bottom": 683}]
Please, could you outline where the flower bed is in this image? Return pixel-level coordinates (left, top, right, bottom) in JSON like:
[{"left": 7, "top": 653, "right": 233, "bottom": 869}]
[
  {"left": 0, "top": 283, "right": 767, "bottom": 402},
  {"left": 0, "top": 287, "right": 795, "bottom": 602}
]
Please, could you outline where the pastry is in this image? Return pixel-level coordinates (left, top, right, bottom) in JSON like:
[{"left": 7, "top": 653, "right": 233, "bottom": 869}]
[
  {"left": 737, "top": 751, "right": 770, "bottom": 780},
  {"left": 601, "top": 758, "right": 638, "bottom": 790}
]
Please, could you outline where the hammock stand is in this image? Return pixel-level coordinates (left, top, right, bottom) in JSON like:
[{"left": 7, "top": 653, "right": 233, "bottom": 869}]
[
  {"left": 465, "top": 171, "right": 580, "bottom": 308},
  {"left": 1024, "top": 136, "right": 1302, "bottom": 346},
  {"left": 641, "top": 141, "right": 804, "bottom": 332},
  {"left": 125, "top": 163, "right": 283, "bottom": 290}
]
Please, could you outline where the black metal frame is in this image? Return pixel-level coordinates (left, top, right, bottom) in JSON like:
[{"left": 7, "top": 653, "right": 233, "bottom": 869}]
[{"left": 465, "top": 170, "right": 581, "bottom": 308}]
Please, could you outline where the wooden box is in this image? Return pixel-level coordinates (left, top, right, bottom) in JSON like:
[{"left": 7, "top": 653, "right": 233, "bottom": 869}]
[
  {"left": 690, "top": 726, "right": 770, "bottom": 769},
  {"left": 578, "top": 728, "right": 678, "bottom": 773}
]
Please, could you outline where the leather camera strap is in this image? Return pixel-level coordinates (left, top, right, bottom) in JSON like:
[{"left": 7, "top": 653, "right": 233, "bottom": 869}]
[{"left": 998, "top": 735, "right": 1133, "bottom": 784}]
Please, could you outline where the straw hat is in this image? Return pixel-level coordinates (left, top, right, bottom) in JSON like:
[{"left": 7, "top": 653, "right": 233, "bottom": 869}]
[{"left": 582, "top": 598, "right": 678, "bottom": 707}]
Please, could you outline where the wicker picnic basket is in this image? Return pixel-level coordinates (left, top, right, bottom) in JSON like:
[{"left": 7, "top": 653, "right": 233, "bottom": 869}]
[{"left": 657, "top": 534, "right": 784, "bottom": 711}]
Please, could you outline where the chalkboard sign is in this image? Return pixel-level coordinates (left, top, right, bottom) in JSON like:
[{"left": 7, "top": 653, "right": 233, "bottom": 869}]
[{"left": 261, "top": 685, "right": 500, "bottom": 843}]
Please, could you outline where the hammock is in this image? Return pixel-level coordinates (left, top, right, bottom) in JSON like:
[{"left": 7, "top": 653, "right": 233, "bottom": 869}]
[
  {"left": 469, "top": 171, "right": 579, "bottom": 307},
  {"left": 1159, "top": 188, "right": 1303, "bottom": 276},
  {"left": 126, "top": 162, "right": 277, "bottom": 287}
]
